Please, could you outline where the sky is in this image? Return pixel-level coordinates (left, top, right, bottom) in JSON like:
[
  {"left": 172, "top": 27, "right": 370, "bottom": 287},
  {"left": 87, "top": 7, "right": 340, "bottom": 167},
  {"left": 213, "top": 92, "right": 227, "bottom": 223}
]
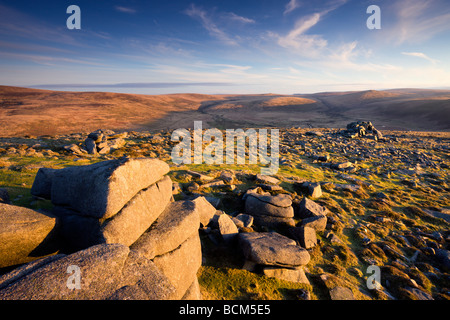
[{"left": 0, "top": 0, "right": 449, "bottom": 94}]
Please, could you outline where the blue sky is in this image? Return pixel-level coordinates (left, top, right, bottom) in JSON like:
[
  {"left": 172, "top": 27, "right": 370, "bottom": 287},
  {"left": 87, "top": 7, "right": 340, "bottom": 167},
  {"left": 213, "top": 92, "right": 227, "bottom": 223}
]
[{"left": 0, "top": 0, "right": 449, "bottom": 94}]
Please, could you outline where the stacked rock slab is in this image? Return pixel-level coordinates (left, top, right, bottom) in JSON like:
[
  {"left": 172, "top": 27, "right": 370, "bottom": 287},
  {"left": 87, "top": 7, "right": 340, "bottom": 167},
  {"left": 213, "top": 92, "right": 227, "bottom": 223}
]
[
  {"left": 0, "top": 158, "right": 214, "bottom": 300},
  {"left": 33, "top": 158, "right": 172, "bottom": 249},
  {"left": 0, "top": 203, "right": 57, "bottom": 268},
  {"left": 239, "top": 232, "right": 310, "bottom": 284},
  {"left": 244, "top": 192, "right": 295, "bottom": 228}
]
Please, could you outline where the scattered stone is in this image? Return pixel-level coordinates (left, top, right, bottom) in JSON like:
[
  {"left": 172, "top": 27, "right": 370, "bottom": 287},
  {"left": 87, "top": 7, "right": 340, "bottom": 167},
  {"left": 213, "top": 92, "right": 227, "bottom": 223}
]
[
  {"left": 217, "top": 213, "right": 239, "bottom": 243},
  {"left": 290, "top": 226, "right": 317, "bottom": 249},
  {"left": 219, "top": 171, "right": 235, "bottom": 184},
  {"left": 301, "top": 215, "right": 327, "bottom": 232},
  {"left": 234, "top": 213, "right": 254, "bottom": 228},
  {"left": 238, "top": 232, "right": 310, "bottom": 267},
  {"left": 297, "top": 197, "right": 328, "bottom": 219},
  {"left": 329, "top": 286, "right": 355, "bottom": 300},
  {"left": 84, "top": 138, "right": 97, "bottom": 155},
  {"left": 255, "top": 174, "right": 280, "bottom": 185},
  {"left": 192, "top": 196, "right": 217, "bottom": 227},
  {"left": 185, "top": 170, "right": 214, "bottom": 182}
]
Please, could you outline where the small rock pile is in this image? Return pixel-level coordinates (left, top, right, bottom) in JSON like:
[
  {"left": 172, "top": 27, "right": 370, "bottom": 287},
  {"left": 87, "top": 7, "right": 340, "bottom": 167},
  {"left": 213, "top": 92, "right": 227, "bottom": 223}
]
[
  {"left": 64, "top": 129, "right": 127, "bottom": 155},
  {"left": 0, "top": 158, "right": 217, "bottom": 300},
  {"left": 195, "top": 173, "right": 332, "bottom": 289},
  {"left": 343, "top": 121, "right": 383, "bottom": 141}
]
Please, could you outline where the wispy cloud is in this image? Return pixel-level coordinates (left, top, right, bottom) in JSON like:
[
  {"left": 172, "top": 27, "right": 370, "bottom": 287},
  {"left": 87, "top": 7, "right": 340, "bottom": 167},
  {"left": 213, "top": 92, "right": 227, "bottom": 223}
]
[
  {"left": 401, "top": 52, "right": 439, "bottom": 64},
  {"left": 387, "top": 0, "right": 450, "bottom": 44},
  {"left": 226, "top": 12, "right": 255, "bottom": 24},
  {"left": 114, "top": 6, "right": 137, "bottom": 14},
  {"left": 185, "top": 4, "right": 238, "bottom": 46},
  {"left": 273, "top": 0, "right": 348, "bottom": 57},
  {"left": 274, "top": 13, "right": 327, "bottom": 57},
  {"left": 30, "top": 82, "right": 233, "bottom": 89},
  {"left": 284, "top": 0, "right": 301, "bottom": 15},
  {"left": 0, "top": 51, "right": 108, "bottom": 67},
  {"left": 0, "top": 4, "right": 77, "bottom": 46}
]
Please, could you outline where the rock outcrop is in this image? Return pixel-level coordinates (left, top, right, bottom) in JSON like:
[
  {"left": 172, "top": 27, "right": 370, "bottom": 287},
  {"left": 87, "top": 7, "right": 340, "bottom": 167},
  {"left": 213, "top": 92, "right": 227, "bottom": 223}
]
[{"left": 0, "top": 158, "right": 211, "bottom": 300}]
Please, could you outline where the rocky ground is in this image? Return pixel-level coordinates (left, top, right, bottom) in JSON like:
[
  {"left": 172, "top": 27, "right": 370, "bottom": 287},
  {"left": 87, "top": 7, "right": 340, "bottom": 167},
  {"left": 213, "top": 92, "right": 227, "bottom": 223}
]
[{"left": 0, "top": 126, "right": 449, "bottom": 300}]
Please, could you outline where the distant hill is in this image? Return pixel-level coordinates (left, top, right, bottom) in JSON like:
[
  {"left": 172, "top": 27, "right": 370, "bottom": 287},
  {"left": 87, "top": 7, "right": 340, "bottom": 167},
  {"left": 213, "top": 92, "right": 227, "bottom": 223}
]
[{"left": 0, "top": 86, "right": 449, "bottom": 137}]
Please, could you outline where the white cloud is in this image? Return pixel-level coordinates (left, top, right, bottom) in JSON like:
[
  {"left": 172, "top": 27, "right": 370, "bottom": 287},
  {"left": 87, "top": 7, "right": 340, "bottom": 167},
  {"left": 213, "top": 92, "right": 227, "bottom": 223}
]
[
  {"left": 275, "top": 13, "right": 327, "bottom": 57},
  {"left": 387, "top": 0, "right": 450, "bottom": 44},
  {"left": 226, "top": 12, "right": 255, "bottom": 24},
  {"left": 401, "top": 52, "right": 439, "bottom": 64},
  {"left": 284, "top": 0, "right": 301, "bottom": 15},
  {"left": 114, "top": 6, "right": 137, "bottom": 14},
  {"left": 185, "top": 4, "right": 238, "bottom": 46}
]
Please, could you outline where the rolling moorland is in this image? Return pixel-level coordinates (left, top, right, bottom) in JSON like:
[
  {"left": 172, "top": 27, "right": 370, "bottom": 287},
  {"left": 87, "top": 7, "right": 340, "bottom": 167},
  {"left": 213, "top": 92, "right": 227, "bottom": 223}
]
[
  {"left": 0, "top": 86, "right": 449, "bottom": 136},
  {"left": 0, "top": 85, "right": 449, "bottom": 300}
]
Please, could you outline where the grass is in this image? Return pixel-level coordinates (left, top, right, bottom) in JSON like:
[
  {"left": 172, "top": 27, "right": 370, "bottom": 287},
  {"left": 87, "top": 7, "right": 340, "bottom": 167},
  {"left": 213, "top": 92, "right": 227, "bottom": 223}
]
[
  {"left": 199, "top": 266, "right": 314, "bottom": 300},
  {"left": 0, "top": 128, "right": 449, "bottom": 300}
]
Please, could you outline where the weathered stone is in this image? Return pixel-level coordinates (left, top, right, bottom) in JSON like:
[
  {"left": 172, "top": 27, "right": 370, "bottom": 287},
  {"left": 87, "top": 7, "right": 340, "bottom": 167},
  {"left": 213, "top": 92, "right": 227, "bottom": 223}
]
[
  {"left": 185, "top": 170, "right": 214, "bottom": 182},
  {"left": 307, "top": 182, "right": 322, "bottom": 198},
  {"left": 50, "top": 158, "right": 170, "bottom": 219},
  {"left": 131, "top": 200, "right": 200, "bottom": 259},
  {"left": 219, "top": 171, "right": 235, "bottom": 183},
  {"left": 297, "top": 197, "right": 328, "bottom": 219},
  {"left": 234, "top": 213, "right": 253, "bottom": 228},
  {"left": 88, "top": 130, "right": 104, "bottom": 143},
  {"left": 0, "top": 203, "right": 57, "bottom": 268},
  {"left": 290, "top": 226, "right": 317, "bottom": 249},
  {"left": 107, "top": 138, "right": 126, "bottom": 150},
  {"left": 255, "top": 174, "right": 280, "bottom": 185},
  {"left": 30, "top": 167, "right": 58, "bottom": 199},
  {"left": 192, "top": 196, "right": 217, "bottom": 227},
  {"left": 58, "top": 176, "right": 173, "bottom": 249},
  {"left": 0, "top": 244, "right": 129, "bottom": 300},
  {"left": 238, "top": 232, "right": 310, "bottom": 267},
  {"left": 263, "top": 266, "right": 310, "bottom": 284},
  {"left": 329, "top": 286, "right": 355, "bottom": 300},
  {"left": 217, "top": 214, "right": 239, "bottom": 243},
  {"left": 112, "top": 252, "right": 177, "bottom": 300},
  {"left": 301, "top": 215, "right": 327, "bottom": 232},
  {"left": 84, "top": 137, "right": 97, "bottom": 154},
  {"left": 181, "top": 278, "right": 202, "bottom": 300},
  {"left": 100, "top": 176, "right": 173, "bottom": 246},
  {"left": 245, "top": 194, "right": 294, "bottom": 218},
  {"left": 252, "top": 215, "right": 295, "bottom": 229},
  {"left": 63, "top": 144, "right": 85, "bottom": 155},
  {"left": 333, "top": 162, "right": 354, "bottom": 171},
  {"left": 152, "top": 234, "right": 202, "bottom": 300}
]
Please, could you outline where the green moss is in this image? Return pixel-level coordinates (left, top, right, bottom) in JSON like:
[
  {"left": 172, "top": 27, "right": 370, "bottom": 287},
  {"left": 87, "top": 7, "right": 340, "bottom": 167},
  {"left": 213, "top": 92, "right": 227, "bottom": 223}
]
[{"left": 198, "top": 266, "right": 314, "bottom": 300}]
